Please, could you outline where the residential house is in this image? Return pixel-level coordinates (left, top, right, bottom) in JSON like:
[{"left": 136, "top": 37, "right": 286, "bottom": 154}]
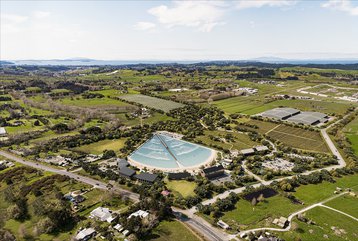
[
  {"left": 90, "top": 207, "right": 115, "bottom": 223},
  {"left": 75, "top": 228, "right": 96, "bottom": 241}
]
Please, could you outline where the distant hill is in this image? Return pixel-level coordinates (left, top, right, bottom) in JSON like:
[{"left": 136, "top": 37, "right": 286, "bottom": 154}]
[{"left": 0, "top": 60, "right": 14, "bottom": 65}]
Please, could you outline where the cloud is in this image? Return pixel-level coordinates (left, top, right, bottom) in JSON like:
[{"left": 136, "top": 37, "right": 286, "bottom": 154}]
[
  {"left": 148, "top": 1, "right": 226, "bottom": 32},
  {"left": 33, "top": 11, "right": 51, "bottom": 19},
  {"left": 134, "top": 21, "right": 156, "bottom": 30},
  {"left": 322, "top": 0, "right": 358, "bottom": 16},
  {"left": 1, "top": 14, "right": 28, "bottom": 33},
  {"left": 1, "top": 13, "right": 28, "bottom": 24},
  {"left": 236, "top": 0, "right": 296, "bottom": 9}
]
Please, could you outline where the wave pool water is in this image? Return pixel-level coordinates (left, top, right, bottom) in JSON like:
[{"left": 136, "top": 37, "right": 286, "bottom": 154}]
[{"left": 128, "top": 133, "right": 215, "bottom": 170}]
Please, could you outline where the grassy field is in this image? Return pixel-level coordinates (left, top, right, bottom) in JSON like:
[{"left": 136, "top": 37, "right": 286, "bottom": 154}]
[
  {"left": 195, "top": 130, "right": 260, "bottom": 151},
  {"left": 119, "top": 94, "right": 184, "bottom": 112},
  {"left": 241, "top": 119, "right": 279, "bottom": 134},
  {"left": 5, "top": 119, "right": 45, "bottom": 134},
  {"left": 73, "top": 138, "right": 127, "bottom": 154},
  {"left": 279, "top": 207, "right": 358, "bottom": 241},
  {"left": 293, "top": 174, "right": 358, "bottom": 205},
  {"left": 59, "top": 96, "right": 133, "bottom": 110},
  {"left": 325, "top": 194, "right": 358, "bottom": 217},
  {"left": 148, "top": 220, "right": 201, "bottom": 241},
  {"left": 165, "top": 180, "right": 197, "bottom": 198},
  {"left": 221, "top": 195, "right": 302, "bottom": 230},
  {"left": 267, "top": 125, "right": 329, "bottom": 153},
  {"left": 344, "top": 115, "right": 358, "bottom": 156},
  {"left": 118, "top": 112, "right": 174, "bottom": 126}
]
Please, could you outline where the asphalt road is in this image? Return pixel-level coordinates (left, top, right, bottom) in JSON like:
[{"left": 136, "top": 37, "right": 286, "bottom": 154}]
[{"left": 172, "top": 207, "right": 230, "bottom": 241}]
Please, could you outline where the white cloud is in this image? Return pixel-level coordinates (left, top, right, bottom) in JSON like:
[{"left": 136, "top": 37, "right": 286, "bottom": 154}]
[
  {"left": 1, "top": 13, "right": 28, "bottom": 24},
  {"left": 1, "top": 14, "right": 28, "bottom": 33},
  {"left": 236, "top": 0, "right": 296, "bottom": 9},
  {"left": 33, "top": 11, "right": 51, "bottom": 19},
  {"left": 148, "top": 1, "right": 226, "bottom": 32},
  {"left": 134, "top": 21, "right": 156, "bottom": 30},
  {"left": 322, "top": 0, "right": 358, "bottom": 16}
]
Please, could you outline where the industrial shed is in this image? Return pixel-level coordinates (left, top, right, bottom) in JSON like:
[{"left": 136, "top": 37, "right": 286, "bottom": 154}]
[
  {"left": 260, "top": 108, "right": 300, "bottom": 120},
  {"left": 287, "top": 111, "right": 328, "bottom": 125}
]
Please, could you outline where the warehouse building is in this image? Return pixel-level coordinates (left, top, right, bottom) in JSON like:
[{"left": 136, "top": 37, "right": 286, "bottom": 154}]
[
  {"left": 287, "top": 111, "right": 329, "bottom": 125},
  {"left": 261, "top": 108, "right": 300, "bottom": 120},
  {"left": 260, "top": 108, "right": 329, "bottom": 126}
]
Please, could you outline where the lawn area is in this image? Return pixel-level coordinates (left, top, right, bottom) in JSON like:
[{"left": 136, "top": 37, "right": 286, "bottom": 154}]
[
  {"left": 293, "top": 174, "right": 358, "bottom": 205},
  {"left": 221, "top": 194, "right": 302, "bottom": 230},
  {"left": 73, "top": 138, "right": 127, "bottom": 154},
  {"left": 278, "top": 206, "right": 358, "bottom": 241},
  {"left": 118, "top": 94, "right": 184, "bottom": 112},
  {"left": 325, "top": 194, "right": 358, "bottom": 217},
  {"left": 165, "top": 180, "right": 197, "bottom": 198},
  {"left": 148, "top": 220, "right": 201, "bottom": 241}
]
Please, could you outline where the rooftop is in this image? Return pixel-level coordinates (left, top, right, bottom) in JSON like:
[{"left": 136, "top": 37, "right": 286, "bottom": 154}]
[
  {"left": 90, "top": 207, "right": 115, "bottom": 223},
  {"left": 134, "top": 172, "right": 158, "bottom": 183},
  {"left": 202, "top": 165, "right": 224, "bottom": 174},
  {"left": 261, "top": 108, "right": 300, "bottom": 120},
  {"left": 119, "top": 166, "right": 136, "bottom": 177},
  {"left": 0, "top": 127, "right": 7, "bottom": 135},
  {"left": 75, "top": 228, "right": 96, "bottom": 240}
]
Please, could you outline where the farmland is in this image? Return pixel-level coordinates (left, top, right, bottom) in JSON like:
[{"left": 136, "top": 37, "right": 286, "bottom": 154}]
[
  {"left": 118, "top": 94, "right": 184, "bottom": 112},
  {"left": 267, "top": 125, "right": 329, "bottom": 153},
  {"left": 214, "top": 97, "right": 353, "bottom": 115}
]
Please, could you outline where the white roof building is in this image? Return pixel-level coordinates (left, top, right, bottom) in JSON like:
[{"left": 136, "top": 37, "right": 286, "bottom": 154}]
[
  {"left": 240, "top": 148, "right": 255, "bottom": 155},
  {"left": 114, "top": 224, "right": 124, "bottom": 232},
  {"left": 90, "top": 207, "right": 115, "bottom": 223},
  {"left": 217, "top": 220, "right": 230, "bottom": 229},
  {"left": 75, "top": 228, "right": 96, "bottom": 241},
  {"left": 122, "top": 230, "right": 130, "bottom": 236},
  {"left": 0, "top": 127, "right": 7, "bottom": 136},
  {"left": 128, "top": 210, "right": 149, "bottom": 219},
  {"left": 255, "top": 146, "right": 269, "bottom": 152}
]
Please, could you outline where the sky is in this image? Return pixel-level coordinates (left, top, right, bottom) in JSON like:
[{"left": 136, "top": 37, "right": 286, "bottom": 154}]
[{"left": 1, "top": 0, "right": 358, "bottom": 60}]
